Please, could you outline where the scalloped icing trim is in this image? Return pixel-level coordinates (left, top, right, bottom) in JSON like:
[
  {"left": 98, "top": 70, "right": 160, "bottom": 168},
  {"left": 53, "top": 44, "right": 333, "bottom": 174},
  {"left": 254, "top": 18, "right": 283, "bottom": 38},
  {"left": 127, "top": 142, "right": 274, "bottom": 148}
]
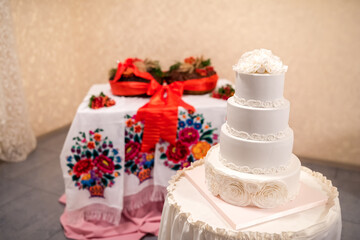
[
  {"left": 233, "top": 94, "right": 287, "bottom": 108},
  {"left": 219, "top": 153, "right": 290, "bottom": 175},
  {"left": 165, "top": 148, "right": 339, "bottom": 239},
  {"left": 226, "top": 123, "right": 292, "bottom": 142}
]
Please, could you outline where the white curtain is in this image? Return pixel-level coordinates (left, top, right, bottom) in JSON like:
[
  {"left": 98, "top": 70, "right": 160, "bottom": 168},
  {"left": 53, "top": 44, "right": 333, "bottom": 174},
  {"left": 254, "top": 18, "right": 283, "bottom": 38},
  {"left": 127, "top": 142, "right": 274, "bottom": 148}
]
[{"left": 0, "top": 0, "right": 36, "bottom": 162}]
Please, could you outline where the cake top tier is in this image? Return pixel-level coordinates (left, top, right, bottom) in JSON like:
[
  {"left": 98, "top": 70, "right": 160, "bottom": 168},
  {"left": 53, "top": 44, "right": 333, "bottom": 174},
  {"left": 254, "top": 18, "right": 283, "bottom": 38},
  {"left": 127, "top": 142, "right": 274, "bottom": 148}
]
[{"left": 233, "top": 49, "right": 288, "bottom": 74}]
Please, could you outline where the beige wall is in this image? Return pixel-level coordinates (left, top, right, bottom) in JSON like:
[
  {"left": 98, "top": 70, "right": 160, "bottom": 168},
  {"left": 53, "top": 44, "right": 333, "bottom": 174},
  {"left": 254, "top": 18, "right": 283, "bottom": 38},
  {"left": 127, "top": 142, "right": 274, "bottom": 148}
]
[{"left": 10, "top": 0, "right": 360, "bottom": 166}]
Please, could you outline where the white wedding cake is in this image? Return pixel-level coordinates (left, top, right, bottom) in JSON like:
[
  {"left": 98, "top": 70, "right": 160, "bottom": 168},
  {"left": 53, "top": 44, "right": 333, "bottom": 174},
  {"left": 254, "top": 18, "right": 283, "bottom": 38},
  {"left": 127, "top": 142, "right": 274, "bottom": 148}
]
[{"left": 205, "top": 49, "right": 301, "bottom": 208}]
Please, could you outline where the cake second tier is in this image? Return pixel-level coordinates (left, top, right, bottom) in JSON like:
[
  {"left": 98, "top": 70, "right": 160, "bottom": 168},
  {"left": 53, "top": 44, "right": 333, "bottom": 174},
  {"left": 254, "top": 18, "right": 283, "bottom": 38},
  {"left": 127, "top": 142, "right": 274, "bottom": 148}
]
[{"left": 220, "top": 124, "right": 293, "bottom": 172}]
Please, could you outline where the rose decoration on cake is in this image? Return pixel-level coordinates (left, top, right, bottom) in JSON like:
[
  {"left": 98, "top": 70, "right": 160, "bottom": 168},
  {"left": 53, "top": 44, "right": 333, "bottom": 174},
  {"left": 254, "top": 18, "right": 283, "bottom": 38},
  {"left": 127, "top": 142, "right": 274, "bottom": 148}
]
[
  {"left": 220, "top": 180, "right": 251, "bottom": 206},
  {"left": 233, "top": 49, "right": 288, "bottom": 74},
  {"left": 252, "top": 182, "right": 288, "bottom": 208},
  {"left": 66, "top": 129, "right": 122, "bottom": 198}
]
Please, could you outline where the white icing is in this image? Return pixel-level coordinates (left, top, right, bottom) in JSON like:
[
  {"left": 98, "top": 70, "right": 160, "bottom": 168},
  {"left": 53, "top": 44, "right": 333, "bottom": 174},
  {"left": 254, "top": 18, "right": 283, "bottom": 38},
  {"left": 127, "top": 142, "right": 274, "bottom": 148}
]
[
  {"left": 220, "top": 124, "right": 294, "bottom": 169},
  {"left": 232, "top": 49, "right": 288, "bottom": 74},
  {"left": 204, "top": 145, "right": 301, "bottom": 208},
  {"left": 227, "top": 97, "right": 290, "bottom": 136},
  {"left": 234, "top": 72, "right": 285, "bottom": 102}
]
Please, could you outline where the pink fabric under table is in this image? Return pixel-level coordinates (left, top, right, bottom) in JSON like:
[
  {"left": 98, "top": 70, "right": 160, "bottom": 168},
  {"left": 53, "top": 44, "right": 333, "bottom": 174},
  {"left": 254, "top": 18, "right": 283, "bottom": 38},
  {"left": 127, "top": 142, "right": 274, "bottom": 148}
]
[{"left": 59, "top": 83, "right": 227, "bottom": 239}]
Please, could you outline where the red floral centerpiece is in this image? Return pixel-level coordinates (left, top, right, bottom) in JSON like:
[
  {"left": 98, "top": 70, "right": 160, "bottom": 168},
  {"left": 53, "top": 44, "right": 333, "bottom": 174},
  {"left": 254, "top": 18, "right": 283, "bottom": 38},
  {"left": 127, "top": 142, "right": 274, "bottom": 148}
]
[
  {"left": 211, "top": 84, "right": 235, "bottom": 100},
  {"left": 66, "top": 129, "right": 122, "bottom": 198},
  {"left": 109, "top": 58, "right": 163, "bottom": 96},
  {"left": 89, "top": 92, "right": 116, "bottom": 109},
  {"left": 164, "top": 56, "right": 218, "bottom": 95}
]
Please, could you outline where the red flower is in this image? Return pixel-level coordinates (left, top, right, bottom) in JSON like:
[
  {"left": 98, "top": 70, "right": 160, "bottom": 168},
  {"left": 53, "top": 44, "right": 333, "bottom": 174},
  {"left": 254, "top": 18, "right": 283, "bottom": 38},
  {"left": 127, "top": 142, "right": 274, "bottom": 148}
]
[
  {"left": 184, "top": 57, "right": 195, "bottom": 64},
  {"left": 91, "top": 97, "right": 104, "bottom": 109},
  {"left": 166, "top": 141, "right": 190, "bottom": 163},
  {"left": 178, "top": 128, "right": 199, "bottom": 146},
  {"left": 195, "top": 68, "right": 207, "bottom": 76},
  {"left": 125, "top": 141, "right": 141, "bottom": 161},
  {"left": 94, "top": 155, "right": 115, "bottom": 174},
  {"left": 105, "top": 99, "right": 115, "bottom": 107},
  {"left": 206, "top": 66, "right": 214, "bottom": 72},
  {"left": 73, "top": 159, "right": 94, "bottom": 177},
  {"left": 87, "top": 141, "right": 95, "bottom": 149},
  {"left": 134, "top": 125, "right": 142, "bottom": 133}
]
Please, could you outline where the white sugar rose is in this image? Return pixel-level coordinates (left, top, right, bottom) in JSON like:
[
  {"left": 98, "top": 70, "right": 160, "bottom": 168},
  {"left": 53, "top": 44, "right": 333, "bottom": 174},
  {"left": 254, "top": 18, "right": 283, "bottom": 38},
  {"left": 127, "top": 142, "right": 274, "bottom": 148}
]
[
  {"left": 233, "top": 49, "right": 288, "bottom": 74},
  {"left": 220, "top": 180, "right": 251, "bottom": 206},
  {"left": 252, "top": 182, "right": 288, "bottom": 208}
]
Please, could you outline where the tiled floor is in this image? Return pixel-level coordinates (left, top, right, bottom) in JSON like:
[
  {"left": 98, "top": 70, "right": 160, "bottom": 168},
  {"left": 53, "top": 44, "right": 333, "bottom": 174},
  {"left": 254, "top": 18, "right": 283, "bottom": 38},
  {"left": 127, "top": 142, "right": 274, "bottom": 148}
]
[{"left": 0, "top": 126, "right": 359, "bottom": 240}]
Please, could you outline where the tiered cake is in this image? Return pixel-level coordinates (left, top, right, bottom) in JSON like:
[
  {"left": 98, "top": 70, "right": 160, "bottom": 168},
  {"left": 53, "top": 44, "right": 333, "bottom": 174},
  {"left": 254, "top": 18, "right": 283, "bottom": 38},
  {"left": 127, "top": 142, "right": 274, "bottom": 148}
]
[{"left": 205, "top": 49, "right": 301, "bottom": 209}]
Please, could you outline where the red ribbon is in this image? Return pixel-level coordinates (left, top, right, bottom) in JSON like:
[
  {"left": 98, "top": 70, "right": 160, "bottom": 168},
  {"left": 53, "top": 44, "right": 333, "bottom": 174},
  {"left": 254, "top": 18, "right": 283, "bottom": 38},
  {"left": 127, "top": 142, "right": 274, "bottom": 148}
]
[
  {"left": 109, "top": 58, "right": 156, "bottom": 96},
  {"left": 135, "top": 81, "right": 195, "bottom": 152}
]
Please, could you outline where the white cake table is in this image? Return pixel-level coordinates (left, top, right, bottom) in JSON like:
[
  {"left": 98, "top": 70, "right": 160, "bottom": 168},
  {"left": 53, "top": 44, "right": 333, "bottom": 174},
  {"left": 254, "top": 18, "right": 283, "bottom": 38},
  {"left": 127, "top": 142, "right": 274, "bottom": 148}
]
[{"left": 158, "top": 160, "right": 342, "bottom": 240}]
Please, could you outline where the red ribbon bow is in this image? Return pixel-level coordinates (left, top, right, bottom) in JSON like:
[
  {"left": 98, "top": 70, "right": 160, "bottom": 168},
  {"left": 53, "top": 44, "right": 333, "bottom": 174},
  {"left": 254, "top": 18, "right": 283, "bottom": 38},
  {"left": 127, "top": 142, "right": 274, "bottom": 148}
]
[
  {"left": 136, "top": 81, "right": 195, "bottom": 152},
  {"left": 110, "top": 58, "right": 156, "bottom": 96}
]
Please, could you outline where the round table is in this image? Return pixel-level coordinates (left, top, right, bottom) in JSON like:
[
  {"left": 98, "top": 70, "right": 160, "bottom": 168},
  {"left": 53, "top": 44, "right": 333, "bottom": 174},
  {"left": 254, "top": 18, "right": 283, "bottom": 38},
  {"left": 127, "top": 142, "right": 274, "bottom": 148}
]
[{"left": 158, "top": 160, "right": 341, "bottom": 240}]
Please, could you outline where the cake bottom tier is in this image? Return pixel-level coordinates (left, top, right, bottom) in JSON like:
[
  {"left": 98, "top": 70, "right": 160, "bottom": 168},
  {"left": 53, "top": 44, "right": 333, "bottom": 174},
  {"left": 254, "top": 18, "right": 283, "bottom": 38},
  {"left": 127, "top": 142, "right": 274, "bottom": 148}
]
[{"left": 205, "top": 145, "right": 301, "bottom": 208}]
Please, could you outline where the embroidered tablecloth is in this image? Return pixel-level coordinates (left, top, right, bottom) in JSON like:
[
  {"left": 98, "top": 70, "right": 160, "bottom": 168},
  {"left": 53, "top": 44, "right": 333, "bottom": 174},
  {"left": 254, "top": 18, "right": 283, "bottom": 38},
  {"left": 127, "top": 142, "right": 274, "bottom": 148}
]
[{"left": 59, "top": 82, "right": 227, "bottom": 239}]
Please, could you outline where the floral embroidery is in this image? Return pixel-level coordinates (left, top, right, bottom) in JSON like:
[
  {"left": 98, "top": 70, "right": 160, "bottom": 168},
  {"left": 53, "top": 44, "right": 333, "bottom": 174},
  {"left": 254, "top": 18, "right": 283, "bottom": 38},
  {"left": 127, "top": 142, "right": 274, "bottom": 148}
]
[
  {"left": 124, "top": 115, "right": 154, "bottom": 184},
  {"left": 124, "top": 111, "right": 217, "bottom": 181},
  {"left": 159, "top": 110, "right": 217, "bottom": 171},
  {"left": 66, "top": 128, "right": 122, "bottom": 198}
]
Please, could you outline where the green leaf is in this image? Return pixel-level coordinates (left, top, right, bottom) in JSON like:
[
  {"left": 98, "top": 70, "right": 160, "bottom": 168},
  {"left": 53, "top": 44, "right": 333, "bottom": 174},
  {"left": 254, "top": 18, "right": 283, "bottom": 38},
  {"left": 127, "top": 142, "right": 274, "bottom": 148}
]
[
  {"left": 200, "top": 129, "right": 214, "bottom": 138},
  {"left": 125, "top": 161, "right": 134, "bottom": 168},
  {"left": 201, "top": 137, "right": 213, "bottom": 144},
  {"left": 67, "top": 163, "right": 74, "bottom": 169},
  {"left": 93, "top": 150, "right": 99, "bottom": 158},
  {"left": 201, "top": 59, "right": 211, "bottom": 67},
  {"left": 74, "top": 155, "right": 81, "bottom": 162},
  {"left": 131, "top": 164, "right": 138, "bottom": 173},
  {"left": 104, "top": 174, "right": 114, "bottom": 180},
  {"left": 103, "top": 149, "right": 109, "bottom": 156},
  {"left": 134, "top": 134, "right": 140, "bottom": 143},
  {"left": 72, "top": 175, "right": 80, "bottom": 181},
  {"left": 160, "top": 153, "right": 167, "bottom": 159},
  {"left": 188, "top": 154, "right": 194, "bottom": 163},
  {"left": 169, "top": 62, "right": 181, "bottom": 72},
  {"left": 85, "top": 150, "right": 92, "bottom": 159},
  {"left": 171, "top": 164, "right": 181, "bottom": 171},
  {"left": 101, "top": 178, "right": 108, "bottom": 187},
  {"left": 115, "top": 164, "right": 122, "bottom": 170}
]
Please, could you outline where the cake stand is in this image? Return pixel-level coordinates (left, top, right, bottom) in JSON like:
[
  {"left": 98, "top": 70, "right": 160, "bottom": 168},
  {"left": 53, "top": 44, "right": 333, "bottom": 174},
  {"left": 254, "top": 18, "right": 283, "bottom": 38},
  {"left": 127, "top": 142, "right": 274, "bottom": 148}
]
[{"left": 158, "top": 159, "right": 341, "bottom": 240}]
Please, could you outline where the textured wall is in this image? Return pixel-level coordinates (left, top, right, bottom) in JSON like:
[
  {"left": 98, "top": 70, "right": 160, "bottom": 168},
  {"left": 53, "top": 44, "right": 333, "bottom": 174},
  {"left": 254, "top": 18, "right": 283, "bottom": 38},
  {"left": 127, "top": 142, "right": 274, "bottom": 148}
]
[{"left": 10, "top": 0, "right": 360, "bottom": 166}]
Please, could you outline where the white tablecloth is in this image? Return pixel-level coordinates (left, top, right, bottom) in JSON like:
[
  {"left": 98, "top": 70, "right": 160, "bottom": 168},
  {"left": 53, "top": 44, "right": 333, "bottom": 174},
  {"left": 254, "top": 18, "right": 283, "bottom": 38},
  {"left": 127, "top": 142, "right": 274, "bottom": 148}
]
[
  {"left": 159, "top": 160, "right": 342, "bottom": 240},
  {"left": 60, "top": 83, "right": 227, "bottom": 224}
]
